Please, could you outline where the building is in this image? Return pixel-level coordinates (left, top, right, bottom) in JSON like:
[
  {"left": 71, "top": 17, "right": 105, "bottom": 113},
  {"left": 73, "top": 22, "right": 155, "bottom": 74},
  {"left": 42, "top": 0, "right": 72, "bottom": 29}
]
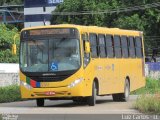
[{"left": 24, "top": 0, "right": 63, "bottom": 28}]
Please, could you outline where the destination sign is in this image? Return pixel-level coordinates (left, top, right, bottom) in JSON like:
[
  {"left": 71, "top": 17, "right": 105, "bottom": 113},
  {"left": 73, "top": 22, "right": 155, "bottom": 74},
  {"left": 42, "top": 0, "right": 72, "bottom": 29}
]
[
  {"left": 22, "top": 28, "right": 79, "bottom": 39},
  {"left": 30, "top": 29, "right": 71, "bottom": 36}
]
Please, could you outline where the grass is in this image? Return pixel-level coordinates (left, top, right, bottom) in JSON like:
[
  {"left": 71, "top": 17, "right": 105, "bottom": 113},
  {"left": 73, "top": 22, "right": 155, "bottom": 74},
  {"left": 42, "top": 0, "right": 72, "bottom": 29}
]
[
  {"left": 0, "top": 85, "right": 22, "bottom": 103},
  {"left": 134, "top": 77, "right": 160, "bottom": 114},
  {"left": 135, "top": 94, "right": 160, "bottom": 114},
  {"left": 131, "top": 77, "right": 160, "bottom": 94}
]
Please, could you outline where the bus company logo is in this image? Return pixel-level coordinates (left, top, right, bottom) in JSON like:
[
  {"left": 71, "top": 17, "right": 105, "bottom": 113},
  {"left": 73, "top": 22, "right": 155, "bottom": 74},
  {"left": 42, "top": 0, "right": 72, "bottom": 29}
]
[
  {"left": 106, "top": 65, "right": 111, "bottom": 70},
  {"left": 96, "top": 66, "right": 103, "bottom": 70}
]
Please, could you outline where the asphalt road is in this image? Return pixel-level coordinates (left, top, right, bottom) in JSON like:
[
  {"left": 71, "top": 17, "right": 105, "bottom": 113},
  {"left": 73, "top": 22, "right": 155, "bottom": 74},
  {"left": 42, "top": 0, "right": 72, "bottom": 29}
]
[{"left": 0, "top": 95, "right": 142, "bottom": 120}]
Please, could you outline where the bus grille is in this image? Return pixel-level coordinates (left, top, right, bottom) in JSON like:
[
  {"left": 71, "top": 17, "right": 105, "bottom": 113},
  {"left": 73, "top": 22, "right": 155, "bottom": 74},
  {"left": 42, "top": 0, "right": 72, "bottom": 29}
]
[{"left": 29, "top": 75, "right": 69, "bottom": 82}]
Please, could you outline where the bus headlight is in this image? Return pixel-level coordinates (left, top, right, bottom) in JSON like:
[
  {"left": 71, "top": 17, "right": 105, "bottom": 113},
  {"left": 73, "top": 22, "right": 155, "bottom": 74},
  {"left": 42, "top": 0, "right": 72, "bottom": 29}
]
[
  {"left": 20, "top": 81, "right": 33, "bottom": 90},
  {"left": 68, "top": 78, "right": 83, "bottom": 88}
]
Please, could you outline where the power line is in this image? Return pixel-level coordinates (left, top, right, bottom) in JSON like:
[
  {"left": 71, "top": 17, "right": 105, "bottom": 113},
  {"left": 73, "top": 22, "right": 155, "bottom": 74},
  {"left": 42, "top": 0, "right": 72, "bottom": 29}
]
[{"left": 52, "top": 2, "right": 160, "bottom": 15}]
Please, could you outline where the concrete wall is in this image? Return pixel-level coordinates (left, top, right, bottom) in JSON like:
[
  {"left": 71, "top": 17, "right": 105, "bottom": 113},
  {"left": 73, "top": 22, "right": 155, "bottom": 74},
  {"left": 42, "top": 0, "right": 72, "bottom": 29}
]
[
  {"left": 0, "top": 63, "right": 19, "bottom": 73},
  {"left": 0, "top": 73, "right": 20, "bottom": 87},
  {"left": 0, "top": 63, "right": 20, "bottom": 87}
]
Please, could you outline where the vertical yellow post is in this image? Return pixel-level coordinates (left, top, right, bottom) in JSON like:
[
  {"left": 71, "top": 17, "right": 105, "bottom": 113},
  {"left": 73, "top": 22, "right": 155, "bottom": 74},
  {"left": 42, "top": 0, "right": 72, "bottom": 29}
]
[
  {"left": 12, "top": 44, "right": 17, "bottom": 55},
  {"left": 12, "top": 34, "right": 19, "bottom": 55}
]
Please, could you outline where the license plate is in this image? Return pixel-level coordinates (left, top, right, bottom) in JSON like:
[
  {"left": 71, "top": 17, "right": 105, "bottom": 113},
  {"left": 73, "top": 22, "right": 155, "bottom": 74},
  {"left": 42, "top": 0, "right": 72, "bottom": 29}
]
[{"left": 45, "top": 91, "right": 55, "bottom": 96}]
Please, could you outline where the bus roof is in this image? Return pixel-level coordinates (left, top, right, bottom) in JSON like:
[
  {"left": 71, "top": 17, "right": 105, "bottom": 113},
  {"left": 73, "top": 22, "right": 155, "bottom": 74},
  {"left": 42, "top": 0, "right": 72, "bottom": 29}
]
[{"left": 21, "top": 24, "right": 143, "bottom": 36}]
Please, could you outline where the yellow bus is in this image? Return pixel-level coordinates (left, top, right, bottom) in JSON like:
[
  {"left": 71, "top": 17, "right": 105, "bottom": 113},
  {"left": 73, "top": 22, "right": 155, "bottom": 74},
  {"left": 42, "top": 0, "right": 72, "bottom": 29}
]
[{"left": 19, "top": 24, "right": 145, "bottom": 106}]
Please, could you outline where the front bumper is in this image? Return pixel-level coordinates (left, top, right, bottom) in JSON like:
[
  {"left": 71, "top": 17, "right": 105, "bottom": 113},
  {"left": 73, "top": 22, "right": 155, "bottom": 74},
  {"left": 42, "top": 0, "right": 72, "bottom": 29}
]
[{"left": 20, "top": 83, "right": 88, "bottom": 99}]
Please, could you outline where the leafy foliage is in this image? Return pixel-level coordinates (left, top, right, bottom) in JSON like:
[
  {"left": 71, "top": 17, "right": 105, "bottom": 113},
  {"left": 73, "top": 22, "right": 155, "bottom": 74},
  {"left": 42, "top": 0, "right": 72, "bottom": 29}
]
[
  {"left": 114, "top": 14, "right": 147, "bottom": 32},
  {"left": 0, "top": 0, "right": 23, "bottom": 5},
  {"left": 131, "top": 78, "right": 160, "bottom": 95},
  {"left": 51, "top": 0, "right": 160, "bottom": 50},
  {"left": 0, "top": 85, "right": 22, "bottom": 103},
  {"left": 0, "top": 24, "right": 20, "bottom": 63}
]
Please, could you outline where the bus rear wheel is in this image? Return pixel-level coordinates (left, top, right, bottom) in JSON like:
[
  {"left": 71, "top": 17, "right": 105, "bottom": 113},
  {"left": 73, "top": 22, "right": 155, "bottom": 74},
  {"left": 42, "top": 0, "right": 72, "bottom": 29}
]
[
  {"left": 112, "top": 94, "right": 120, "bottom": 101},
  {"left": 112, "top": 79, "right": 130, "bottom": 102},
  {"left": 122, "top": 79, "right": 130, "bottom": 102},
  {"left": 87, "top": 82, "right": 97, "bottom": 106},
  {"left": 36, "top": 98, "right": 44, "bottom": 107}
]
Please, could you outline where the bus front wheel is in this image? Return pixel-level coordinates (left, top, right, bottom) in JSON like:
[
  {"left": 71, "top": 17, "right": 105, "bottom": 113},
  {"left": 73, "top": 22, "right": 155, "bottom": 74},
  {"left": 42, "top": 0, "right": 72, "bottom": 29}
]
[
  {"left": 87, "top": 82, "right": 97, "bottom": 106},
  {"left": 36, "top": 98, "right": 44, "bottom": 107}
]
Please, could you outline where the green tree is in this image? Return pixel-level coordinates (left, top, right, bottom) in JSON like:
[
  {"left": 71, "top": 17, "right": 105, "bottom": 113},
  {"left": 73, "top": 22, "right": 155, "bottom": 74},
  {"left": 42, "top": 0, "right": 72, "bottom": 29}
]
[
  {"left": 0, "top": 0, "right": 23, "bottom": 5},
  {"left": 114, "top": 14, "right": 146, "bottom": 31},
  {"left": 51, "top": 0, "right": 109, "bottom": 26},
  {"left": 0, "top": 24, "right": 19, "bottom": 63},
  {"left": 51, "top": 0, "right": 160, "bottom": 53}
]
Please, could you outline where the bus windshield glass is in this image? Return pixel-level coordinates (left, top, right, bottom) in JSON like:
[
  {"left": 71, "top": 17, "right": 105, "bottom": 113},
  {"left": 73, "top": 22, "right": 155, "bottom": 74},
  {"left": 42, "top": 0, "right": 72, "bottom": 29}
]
[{"left": 20, "top": 28, "right": 81, "bottom": 73}]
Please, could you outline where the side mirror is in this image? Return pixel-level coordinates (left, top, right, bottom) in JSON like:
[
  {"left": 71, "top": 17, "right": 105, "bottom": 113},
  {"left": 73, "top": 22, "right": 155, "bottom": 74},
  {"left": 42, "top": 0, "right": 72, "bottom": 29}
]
[
  {"left": 85, "top": 41, "right": 90, "bottom": 54},
  {"left": 12, "top": 34, "right": 19, "bottom": 55},
  {"left": 12, "top": 44, "right": 17, "bottom": 55}
]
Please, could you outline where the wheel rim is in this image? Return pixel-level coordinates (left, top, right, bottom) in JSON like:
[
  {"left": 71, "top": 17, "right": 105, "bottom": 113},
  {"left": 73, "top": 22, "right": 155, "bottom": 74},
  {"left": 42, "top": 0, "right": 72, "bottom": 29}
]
[{"left": 125, "top": 83, "right": 129, "bottom": 99}]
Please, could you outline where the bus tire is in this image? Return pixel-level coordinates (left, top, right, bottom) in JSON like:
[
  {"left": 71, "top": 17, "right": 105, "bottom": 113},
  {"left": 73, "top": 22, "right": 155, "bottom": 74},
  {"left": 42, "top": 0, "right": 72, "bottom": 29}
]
[
  {"left": 87, "top": 82, "right": 96, "bottom": 106},
  {"left": 73, "top": 97, "right": 87, "bottom": 104},
  {"left": 122, "top": 79, "right": 130, "bottom": 102},
  {"left": 36, "top": 98, "right": 44, "bottom": 107},
  {"left": 112, "top": 94, "right": 120, "bottom": 101},
  {"left": 72, "top": 98, "right": 79, "bottom": 103}
]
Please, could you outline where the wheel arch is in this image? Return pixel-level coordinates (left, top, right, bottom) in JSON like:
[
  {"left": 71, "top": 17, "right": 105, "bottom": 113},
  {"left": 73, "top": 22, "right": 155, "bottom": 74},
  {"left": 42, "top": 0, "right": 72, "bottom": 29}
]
[
  {"left": 93, "top": 77, "right": 99, "bottom": 95},
  {"left": 126, "top": 76, "right": 130, "bottom": 86}
]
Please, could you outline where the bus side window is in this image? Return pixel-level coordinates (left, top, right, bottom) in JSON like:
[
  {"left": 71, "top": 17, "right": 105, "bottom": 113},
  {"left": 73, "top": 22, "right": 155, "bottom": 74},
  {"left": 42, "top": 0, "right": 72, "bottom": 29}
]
[
  {"left": 114, "top": 35, "right": 122, "bottom": 58},
  {"left": 106, "top": 35, "right": 114, "bottom": 58},
  {"left": 98, "top": 34, "right": 106, "bottom": 58},
  {"left": 135, "top": 37, "right": 143, "bottom": 58},
  {"left": 129, "top": 36, "right": 136, "bottom": 58},
  {"left": 121, "top": 36, "right": 129, "bottom": 58},
  {"left": 89, "top": 34, "right": 98, "bottom": 58},
  {"left": 82, "top": 33, "right": 90, "bottom": 67}
]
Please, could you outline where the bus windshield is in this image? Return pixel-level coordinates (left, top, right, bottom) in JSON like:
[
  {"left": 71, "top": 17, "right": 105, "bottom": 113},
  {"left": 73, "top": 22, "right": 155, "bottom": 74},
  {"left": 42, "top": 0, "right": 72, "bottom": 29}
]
[{"left": 20, "top": 38, "right": 81, "bottom": 72}]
